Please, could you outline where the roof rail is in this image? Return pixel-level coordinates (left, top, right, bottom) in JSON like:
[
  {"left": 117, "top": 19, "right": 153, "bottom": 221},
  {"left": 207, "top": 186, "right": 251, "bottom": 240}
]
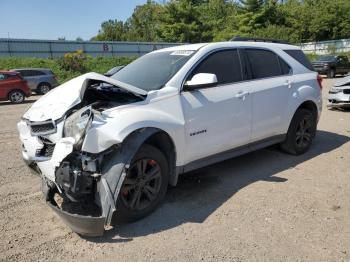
[{"left": 231, "top": 36, "right": 290, "bottom": 44}]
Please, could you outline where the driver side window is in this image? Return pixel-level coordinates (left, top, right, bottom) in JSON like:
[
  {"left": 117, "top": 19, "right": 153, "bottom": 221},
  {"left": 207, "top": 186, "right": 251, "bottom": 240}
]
[{"left": 188, "top": 49, "right": 243, "bottom": 86}]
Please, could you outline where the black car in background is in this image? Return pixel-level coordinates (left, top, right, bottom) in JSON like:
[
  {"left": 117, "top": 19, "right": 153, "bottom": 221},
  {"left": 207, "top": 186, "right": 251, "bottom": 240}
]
[{"left": 312, "top": 55, "right": 350, "bottom": 78}]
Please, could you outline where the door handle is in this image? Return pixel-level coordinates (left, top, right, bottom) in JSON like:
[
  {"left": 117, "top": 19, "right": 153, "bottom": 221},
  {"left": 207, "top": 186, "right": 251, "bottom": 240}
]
[
  {"left": 284, "top": 80, "right": 293, "bottom": 88},
  {"left": 235, "top": 91, "right": 249, "bottom": 99}
]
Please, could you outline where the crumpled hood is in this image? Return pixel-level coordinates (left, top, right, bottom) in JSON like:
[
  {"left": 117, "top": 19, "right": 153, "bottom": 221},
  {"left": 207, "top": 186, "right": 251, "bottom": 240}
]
[
  {"left": 333, "top": 75, "right": 350, "bottom": 87},
  {"left": 23, "top": 72, "right": 147, "bottom": 122}
]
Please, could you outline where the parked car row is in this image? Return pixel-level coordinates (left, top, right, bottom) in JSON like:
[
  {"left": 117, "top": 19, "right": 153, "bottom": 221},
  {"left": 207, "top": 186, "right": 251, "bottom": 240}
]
[
  {"left": 0, "top": 68, "right": 59, "bottom": 104},
  {"left": 12, "top": 68, "right": 58, "bottom": 94}
]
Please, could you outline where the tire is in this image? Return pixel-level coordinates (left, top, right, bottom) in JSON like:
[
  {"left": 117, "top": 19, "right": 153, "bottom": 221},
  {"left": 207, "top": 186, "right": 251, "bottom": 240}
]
[
  {"left": 115, "top": 144, "right": 169, "bottom": 223},
  {"left": 327, "top": 69, "right": 335, "bottom": 78},
  {"left": 8, "top": 90, "right": 25, "bottom": 104},
  {"left": 280, "top": 109, "right": 317, "bottom": 155},
  {"left": 37, "top": 83, "right": 51, "bottom": 95}
]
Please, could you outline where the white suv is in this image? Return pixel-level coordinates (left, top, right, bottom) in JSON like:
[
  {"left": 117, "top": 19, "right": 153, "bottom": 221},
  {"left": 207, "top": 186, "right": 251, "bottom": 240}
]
[{"left": 18, "top": 40, "right": 323, "bottom": 236}]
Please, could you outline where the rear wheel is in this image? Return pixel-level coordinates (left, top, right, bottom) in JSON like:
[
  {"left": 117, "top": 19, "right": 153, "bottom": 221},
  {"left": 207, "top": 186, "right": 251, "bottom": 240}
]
[
  {"left": 280, "top": 109, "right": 316, "bottom": 155},
  {"left": 37, "top": 83, "right": 51, "bottom": 95},
  {"left": 115, "top": 144, "right": 169, "bottom": 223},
  {"left": 8, "top": 90, "right": 25, "bottom": 104}
]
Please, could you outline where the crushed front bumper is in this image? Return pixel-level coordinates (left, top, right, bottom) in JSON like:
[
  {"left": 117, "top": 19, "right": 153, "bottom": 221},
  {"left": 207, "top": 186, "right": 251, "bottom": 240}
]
[
  {"left": 23, "top": 158, "right": 107, "bottom": 236},
  {"left": 328, "top": 92, "right": 350, "bottom": 108}
]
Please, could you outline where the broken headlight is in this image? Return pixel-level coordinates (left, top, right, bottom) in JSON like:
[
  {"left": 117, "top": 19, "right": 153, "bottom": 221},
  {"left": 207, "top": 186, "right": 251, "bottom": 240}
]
[{"left": 64, "top": 106, "right": 93, "bottom": 149}]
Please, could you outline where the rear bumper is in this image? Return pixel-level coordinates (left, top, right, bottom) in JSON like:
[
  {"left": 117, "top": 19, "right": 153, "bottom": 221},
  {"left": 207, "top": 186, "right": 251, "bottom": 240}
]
[{"left": 314, "top": 69, "right": 329, "bottom": 75}]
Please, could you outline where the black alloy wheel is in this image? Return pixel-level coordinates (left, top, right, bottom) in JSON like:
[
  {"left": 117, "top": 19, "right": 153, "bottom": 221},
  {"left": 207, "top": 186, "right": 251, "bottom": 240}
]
[
  {"left": 120, "top": 158, "right": 162, "bottom": 211},
  {"left": 295, "top": 115, "right": 313, "bottom": 150},
  {"left": 115, "top": 144, "right": 169, "bottom": 223},
  {"left": 280, "top": 109, "right": 316, "bottom": 155}
]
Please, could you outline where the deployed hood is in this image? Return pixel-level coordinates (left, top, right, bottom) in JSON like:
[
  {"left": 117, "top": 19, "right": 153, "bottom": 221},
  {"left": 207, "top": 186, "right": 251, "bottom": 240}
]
[
  {"left": 23, "top": 72, "right": 147, "bottom": 122},
  {"left": 333, "top": 75, "right": 350, "bottom": 87}
]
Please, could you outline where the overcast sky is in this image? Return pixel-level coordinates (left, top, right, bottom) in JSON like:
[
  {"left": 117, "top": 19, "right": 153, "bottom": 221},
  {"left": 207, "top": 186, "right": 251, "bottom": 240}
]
[{"left": 0, "top": 0, "right": 149, "bottom": 40}]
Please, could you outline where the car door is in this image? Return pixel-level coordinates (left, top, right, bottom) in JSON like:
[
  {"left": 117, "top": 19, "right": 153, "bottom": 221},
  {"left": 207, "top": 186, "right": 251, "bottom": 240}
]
[
  {"left": 19, "top": 70, "right": 38, "bottom": 90},
  {"left": 244, "top": 48, "right": 293, "bottom": 142},
  {"left": 180, "top": 49, "right": 252, "bottom": 164}
]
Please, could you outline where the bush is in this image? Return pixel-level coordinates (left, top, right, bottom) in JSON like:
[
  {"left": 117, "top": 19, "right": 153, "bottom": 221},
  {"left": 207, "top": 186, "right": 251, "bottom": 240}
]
[{"left": 58, "top": 49, "right": 87, "bottom": 72}]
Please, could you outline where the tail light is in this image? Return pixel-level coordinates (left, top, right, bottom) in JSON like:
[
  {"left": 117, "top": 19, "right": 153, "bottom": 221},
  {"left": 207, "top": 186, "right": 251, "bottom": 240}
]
[{"left": 317, "top": 74, "right": 323, "bottom": 90}]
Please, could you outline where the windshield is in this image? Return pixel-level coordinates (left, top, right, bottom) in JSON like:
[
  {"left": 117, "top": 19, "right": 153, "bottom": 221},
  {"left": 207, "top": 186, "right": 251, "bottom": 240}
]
[
  {"left": 317, "top": 56, "right": 336, "bottom": 62},
  {"left": 112, "top": 50, "right": 194, "bottom": 91}
]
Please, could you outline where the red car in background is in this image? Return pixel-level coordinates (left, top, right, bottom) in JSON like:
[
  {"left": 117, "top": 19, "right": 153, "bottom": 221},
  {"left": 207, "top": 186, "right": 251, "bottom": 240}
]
[{"left": 0, "top": 71, "right": 31, "bottom": 103}]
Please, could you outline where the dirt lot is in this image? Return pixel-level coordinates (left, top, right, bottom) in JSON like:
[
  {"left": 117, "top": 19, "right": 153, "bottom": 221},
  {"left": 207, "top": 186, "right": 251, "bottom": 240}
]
[{"left": 0, "top": 79, "right": 349, "bottom": 262}]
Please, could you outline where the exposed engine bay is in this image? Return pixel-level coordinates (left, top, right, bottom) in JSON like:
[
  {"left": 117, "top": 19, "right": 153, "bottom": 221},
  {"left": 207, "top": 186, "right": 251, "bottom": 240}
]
[{"left": 82, "top": 82, "right": 143, "bottom": 112}]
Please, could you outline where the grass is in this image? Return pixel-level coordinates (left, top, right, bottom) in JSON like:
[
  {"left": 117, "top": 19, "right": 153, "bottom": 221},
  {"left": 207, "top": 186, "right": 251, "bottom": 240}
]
[{"left": 0, "top": 56, "right": 136, "bottom": 84}]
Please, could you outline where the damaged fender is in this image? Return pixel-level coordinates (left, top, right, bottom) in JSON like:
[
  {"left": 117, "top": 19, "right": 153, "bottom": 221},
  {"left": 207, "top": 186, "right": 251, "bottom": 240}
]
[{"left": 98, "top": 127, "right": 163, "bottom": 226}]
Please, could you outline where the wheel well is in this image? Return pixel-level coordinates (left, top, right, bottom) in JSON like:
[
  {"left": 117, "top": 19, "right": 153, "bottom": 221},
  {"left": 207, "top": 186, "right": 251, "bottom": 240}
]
[
  {"left": 297, "top": 100, "right": 318, "bottom": 119},
  {"left": 143, "top": 131, "right": 177, "bottom": 186}
]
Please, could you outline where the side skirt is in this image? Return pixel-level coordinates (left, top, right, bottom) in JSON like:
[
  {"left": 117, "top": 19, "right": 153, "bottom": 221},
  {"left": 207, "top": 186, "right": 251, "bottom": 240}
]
[{"left": 176, "top": 134, "right": 286, "bottom": 175}]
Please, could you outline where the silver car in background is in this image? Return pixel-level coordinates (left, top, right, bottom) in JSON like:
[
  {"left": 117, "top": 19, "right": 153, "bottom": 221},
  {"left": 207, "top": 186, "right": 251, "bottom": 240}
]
[
  {"left": 328, "top": 75, "right": 350, "bottom": 108},
  {"left": 11, "top": 68, "right": 58, "bottom": 94}
]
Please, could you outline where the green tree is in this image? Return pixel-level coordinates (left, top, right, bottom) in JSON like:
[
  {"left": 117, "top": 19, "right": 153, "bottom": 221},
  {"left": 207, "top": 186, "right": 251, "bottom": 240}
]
[
  {"left": 92, "top": 20, "right": 126, "bottom": 41},
  {"left": 157, "top": 0, "right": 210, "bottom": 43},
  {"left": 126, "top": 0, "right": 164, "bottom": 41}
]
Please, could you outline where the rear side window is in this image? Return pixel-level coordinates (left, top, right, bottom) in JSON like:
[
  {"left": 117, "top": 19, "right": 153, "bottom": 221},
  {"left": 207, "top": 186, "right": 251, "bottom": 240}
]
[
  {"left": 190, "top": 49, "right": 243, "bottom": 85},
  {"left": 18, "top": 70, "right": 45, "bottom": 76},
  {"left": 246, "top": 49, "right": 283, "bottom": 79},
  {"left": 284, "top": 50, "right": 314, "bottom": 71}
]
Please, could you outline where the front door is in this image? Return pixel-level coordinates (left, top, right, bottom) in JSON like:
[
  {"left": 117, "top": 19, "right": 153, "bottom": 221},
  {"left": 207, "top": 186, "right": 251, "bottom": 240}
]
[{"left": 181, "top": 49, "right": 252, "bottom": 164}]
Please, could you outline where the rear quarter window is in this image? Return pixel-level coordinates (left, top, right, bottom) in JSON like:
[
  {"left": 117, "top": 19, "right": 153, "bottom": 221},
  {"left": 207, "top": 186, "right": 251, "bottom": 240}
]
[{"left": 284, "top": 50, "right": 314, "bottom": 71}]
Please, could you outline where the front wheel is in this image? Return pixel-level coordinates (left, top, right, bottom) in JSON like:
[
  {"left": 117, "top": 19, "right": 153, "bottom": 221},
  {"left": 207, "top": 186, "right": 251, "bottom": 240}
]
[
  {"left": 280, "top": 109, "right": 317, "bottom": 155},
  {"left": 115, "top": 144, "right": 169, "bottom": 223}
]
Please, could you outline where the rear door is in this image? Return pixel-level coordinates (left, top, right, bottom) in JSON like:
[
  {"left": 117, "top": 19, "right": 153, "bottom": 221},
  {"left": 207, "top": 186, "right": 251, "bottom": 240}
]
[
  {"left": 181, "top": 49, "right": 252, "bottom": 163},
  {"left": 244, "top": 48, "right": 293, "bottom": 142},
  {"left": 19, "top": 70, "right": 43, "bottom": 90}
]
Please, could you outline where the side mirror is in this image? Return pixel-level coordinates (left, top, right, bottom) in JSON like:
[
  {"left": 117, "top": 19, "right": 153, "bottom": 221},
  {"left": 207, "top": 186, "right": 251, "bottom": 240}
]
[{"left": 184, "top": 73, "right": 218, "bottom": 91}]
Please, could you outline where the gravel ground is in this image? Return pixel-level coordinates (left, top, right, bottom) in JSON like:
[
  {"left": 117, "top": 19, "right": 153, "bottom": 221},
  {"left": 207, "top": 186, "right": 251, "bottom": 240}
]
[{"left": 0, "top": 79, "right": 349, "bottom": 262}]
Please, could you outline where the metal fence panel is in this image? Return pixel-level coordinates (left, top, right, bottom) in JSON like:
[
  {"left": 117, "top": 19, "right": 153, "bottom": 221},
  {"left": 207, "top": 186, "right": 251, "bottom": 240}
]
[
  {"left": 301, "top": 38, "right": 350, "bottom": 54},
  {"left": 0, "top": 38, "right": 182, "bottom": 58}
]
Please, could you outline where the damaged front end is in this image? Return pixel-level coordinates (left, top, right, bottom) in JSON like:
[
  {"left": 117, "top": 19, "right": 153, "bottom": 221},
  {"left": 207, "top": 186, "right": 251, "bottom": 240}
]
[
  {"left": 328, "top": 75, "right": 350, "bottom": 108},
  {"left": 17, "top": 73, "right": 148, "bottom": 236}
]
